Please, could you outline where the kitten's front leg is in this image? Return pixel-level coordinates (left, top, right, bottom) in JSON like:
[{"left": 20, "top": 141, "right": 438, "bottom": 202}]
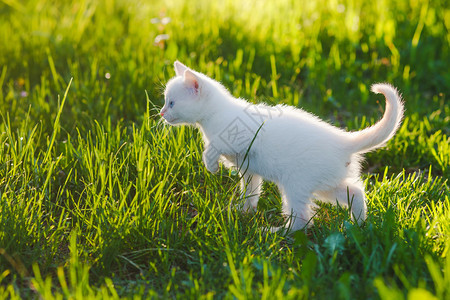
[
  {"left": 240, "top": 172, "right": 263, "bottom": 212},
  {"left": 203, "top": 144, "right": 221, "bottom": 173}
]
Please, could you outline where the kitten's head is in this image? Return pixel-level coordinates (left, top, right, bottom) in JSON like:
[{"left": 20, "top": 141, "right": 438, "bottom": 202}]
[{"left": 160, "top": 61, "right": 207, "bottom": 125}]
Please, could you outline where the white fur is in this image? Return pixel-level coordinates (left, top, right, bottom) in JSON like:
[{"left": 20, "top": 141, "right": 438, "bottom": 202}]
[{"left": 161, "top": 61, "right": 404, "bottom": 232}]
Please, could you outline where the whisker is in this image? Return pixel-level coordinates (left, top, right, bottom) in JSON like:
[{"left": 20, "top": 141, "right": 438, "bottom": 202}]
[{"left": 155, "top": 79, "right": 166, "bottom": 96}]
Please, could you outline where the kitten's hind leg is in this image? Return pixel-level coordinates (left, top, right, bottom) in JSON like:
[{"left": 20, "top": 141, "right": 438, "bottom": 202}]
[
  {"left": 283, "top": 204, "right": 314, "bottom": 232},
  {"left": 240, "top": 172, "right": 263, "bottom": 212},
  {"left": 315, "top": 180, "right": 367, "bottom": 224},
  {"left": 275, "top": 187, "right": 314, "bottom": 232}
]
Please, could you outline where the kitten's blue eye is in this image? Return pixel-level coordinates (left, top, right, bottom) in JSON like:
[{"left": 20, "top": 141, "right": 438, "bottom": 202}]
[{"left": 169, "top": 101, "right": 174, "bottom": 108}]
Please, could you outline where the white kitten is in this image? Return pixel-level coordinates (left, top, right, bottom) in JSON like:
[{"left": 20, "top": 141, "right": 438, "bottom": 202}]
[{"left": 161, "top": 61, "right": 404, "bottom": 232}]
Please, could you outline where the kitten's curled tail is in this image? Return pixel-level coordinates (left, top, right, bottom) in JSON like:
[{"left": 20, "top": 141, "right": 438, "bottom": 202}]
[{"left": 348, "top": 83, "right": 404, "bottom": 153}]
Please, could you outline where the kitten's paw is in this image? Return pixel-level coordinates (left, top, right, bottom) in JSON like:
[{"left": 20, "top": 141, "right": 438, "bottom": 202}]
[
  {"left": 267, "top": 226, "right": 290, "bottom": 234},
  {"left": 269, "top": 226, "right": 282, "bottom": 233},
  {"left": 267, "top": 218, "right": 310, "bottom": 234},
  {"left": 206, "top": 162, "right": 219, "bottom": 173},
  {"left": 242, "top": 200, "right": 257, "bottom": 213}
]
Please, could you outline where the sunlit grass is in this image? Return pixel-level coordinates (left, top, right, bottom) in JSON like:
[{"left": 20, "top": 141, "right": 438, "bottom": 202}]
[{"left": 0, "top": 0, "right": 449, "bottom": 298}]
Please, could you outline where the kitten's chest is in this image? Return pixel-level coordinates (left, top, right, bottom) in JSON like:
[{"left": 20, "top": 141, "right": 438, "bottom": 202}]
[{"left": 208, "top": 117, "right": 264, "bottom": 154}]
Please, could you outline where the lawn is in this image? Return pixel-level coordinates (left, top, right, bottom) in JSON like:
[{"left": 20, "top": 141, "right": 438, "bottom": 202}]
[{"left": 0, "top": 0, "right": 449, "bottom": 298}]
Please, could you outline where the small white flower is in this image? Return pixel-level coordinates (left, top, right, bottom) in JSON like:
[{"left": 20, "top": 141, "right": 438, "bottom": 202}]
[
  {"left": 161, "top": 17, "right": 171, "bottom": 25},
  {"left": 154, "top": 34, "right": 170, "bottom": 44}
]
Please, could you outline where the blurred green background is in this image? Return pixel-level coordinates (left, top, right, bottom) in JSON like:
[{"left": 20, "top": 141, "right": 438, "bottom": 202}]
[{"left": 0, "top": 0, "right": 449, "bottom": 298}]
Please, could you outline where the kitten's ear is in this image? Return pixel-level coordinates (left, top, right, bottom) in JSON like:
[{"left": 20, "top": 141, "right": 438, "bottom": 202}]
[
  {"left": 183, "top": 69, "right": 200, "bottom": 95},
  {"left": 174, "top": 61, "right": 188, "bottom": 76}
]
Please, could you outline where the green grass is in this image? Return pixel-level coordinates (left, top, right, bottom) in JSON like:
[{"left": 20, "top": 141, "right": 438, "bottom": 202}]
[{"left": 0, "top": 0, "right": 449, "bottom": 298}]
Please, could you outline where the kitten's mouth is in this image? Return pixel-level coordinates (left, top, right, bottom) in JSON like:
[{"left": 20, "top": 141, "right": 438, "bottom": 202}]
[{"left": 163, "top": 117, "right": 179, "bottom": 124}]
